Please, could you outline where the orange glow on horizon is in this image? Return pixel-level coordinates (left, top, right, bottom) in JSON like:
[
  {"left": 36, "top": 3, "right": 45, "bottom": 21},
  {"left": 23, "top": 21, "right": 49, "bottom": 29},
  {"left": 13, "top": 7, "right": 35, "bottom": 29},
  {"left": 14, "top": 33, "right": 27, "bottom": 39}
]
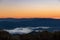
[
  {"left": 0, "top": 8, "right": 60, "bottom": 19},
  {"left": 0, "top": 5, "right": 60, "bottom": 19}
]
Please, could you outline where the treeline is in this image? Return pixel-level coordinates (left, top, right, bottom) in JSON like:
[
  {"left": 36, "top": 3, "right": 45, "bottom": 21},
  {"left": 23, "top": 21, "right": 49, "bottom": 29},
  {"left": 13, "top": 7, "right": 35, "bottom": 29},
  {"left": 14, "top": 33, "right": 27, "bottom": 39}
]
[{"left": 0, "top": 30, "right": 60, "bottom": 40}]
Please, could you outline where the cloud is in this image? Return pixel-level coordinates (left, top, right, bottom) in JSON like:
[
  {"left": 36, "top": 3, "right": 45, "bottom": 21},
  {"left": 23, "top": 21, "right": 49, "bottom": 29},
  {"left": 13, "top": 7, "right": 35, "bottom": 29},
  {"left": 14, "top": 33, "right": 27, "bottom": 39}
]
[
  {"left": 4, "top": 28, "right": 33, "bottom": 34},
  {"left": 4, "top": 26, "right": 51, "bottom": 34}
]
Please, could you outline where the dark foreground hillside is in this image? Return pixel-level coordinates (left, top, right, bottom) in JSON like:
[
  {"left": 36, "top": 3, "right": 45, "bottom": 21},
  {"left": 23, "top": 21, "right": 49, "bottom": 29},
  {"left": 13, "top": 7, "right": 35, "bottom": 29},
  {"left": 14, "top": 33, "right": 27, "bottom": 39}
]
[{"left": 0, "top": 30, "right": 60, "bottom": 40}]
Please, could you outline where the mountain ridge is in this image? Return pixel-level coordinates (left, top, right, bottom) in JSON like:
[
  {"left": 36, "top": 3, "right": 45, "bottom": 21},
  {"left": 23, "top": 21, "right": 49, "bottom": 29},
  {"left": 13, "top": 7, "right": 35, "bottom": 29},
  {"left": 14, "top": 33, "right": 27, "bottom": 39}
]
[{"left": 0, "top": 18, "right": 60, "bottom": 29}]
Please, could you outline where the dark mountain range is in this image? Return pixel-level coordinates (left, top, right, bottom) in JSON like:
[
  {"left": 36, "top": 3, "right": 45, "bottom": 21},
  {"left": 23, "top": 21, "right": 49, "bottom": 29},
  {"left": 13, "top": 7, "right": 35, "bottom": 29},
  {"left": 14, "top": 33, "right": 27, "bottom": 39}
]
[{"left": 0, "top": 18, "right": 60, "bottom": 29}]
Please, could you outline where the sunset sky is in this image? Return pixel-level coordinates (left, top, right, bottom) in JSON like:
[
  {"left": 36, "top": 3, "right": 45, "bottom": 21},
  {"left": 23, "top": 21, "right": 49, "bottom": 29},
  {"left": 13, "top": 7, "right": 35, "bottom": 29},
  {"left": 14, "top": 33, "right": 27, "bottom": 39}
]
[{"left": 0, "top": 0, "right": 60, "bottom": 18}]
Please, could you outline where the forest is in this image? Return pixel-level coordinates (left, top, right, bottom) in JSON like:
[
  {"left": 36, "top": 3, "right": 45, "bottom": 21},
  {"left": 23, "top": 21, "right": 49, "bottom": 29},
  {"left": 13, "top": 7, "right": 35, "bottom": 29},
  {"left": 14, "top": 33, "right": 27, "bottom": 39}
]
[{"left": 0, "top": 30, "right": 60, "bottom": 40}]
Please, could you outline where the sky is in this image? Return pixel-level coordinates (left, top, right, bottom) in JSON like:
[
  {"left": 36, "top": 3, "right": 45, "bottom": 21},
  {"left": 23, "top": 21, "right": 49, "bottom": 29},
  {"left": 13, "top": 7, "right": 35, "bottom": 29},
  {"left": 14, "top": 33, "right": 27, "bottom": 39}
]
[{"left": 0, "top": 0, "right": 60, "bottom": 18}]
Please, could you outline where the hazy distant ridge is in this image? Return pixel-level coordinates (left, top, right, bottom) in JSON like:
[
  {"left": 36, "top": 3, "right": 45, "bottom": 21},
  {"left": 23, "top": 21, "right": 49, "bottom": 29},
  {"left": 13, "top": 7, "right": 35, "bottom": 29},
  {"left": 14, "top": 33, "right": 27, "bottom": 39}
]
[{"left": 0, "top": 18, "right": 60, "bottom": 29}]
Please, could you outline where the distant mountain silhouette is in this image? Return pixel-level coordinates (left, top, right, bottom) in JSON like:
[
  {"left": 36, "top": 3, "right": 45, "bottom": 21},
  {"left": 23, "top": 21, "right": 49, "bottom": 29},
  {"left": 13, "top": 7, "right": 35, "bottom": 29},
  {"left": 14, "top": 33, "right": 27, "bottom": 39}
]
[{"left": 0, "top": 18, "right": 60, "bottom": 29}]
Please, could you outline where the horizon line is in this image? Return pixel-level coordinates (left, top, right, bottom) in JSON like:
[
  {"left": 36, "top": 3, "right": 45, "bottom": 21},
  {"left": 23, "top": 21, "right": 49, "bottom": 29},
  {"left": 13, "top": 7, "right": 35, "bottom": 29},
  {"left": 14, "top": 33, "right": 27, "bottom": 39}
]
[{"left": 0, "top": 17, "right": 60, "bottom": 19}]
